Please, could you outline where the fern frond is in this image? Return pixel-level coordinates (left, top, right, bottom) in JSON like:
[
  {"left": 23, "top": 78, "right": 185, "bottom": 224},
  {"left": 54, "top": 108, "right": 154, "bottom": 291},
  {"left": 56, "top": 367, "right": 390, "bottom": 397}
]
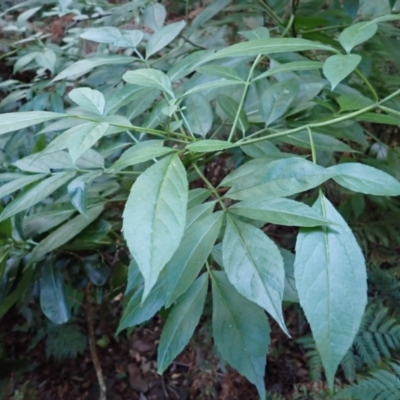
[
  {"left": 45, "top": 322, "right": 87, "bottom": 361},
  {"left": 297, "top": 336, "right": 323, "bottom": 382},
  {"left": 335, "top": 362, "right": 400, "bottom": 400},
  {"left": 300, "top": 304, "right": 400, "bottom": 383}
]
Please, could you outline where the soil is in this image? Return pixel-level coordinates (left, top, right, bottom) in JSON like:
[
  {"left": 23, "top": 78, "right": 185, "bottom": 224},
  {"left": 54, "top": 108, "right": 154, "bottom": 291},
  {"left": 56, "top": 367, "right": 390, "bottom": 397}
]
[{"left": 1, "top": 302, "right": 315, "bottom": 400}]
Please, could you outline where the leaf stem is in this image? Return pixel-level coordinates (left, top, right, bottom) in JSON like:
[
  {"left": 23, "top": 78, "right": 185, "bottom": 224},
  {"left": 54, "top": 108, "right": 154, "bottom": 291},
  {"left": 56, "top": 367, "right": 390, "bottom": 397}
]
[
  {"left": 228, "top": 54, "right": 263, "bottom": 142},
  {"left": 239, "top": 87, "right": 400, "bottom": 146},
  {"left": 281, "top": 13, "right": 295, "bottom": 38},
  {"left": 258, "top": 0, "right": 285, "bottom": 27},
  {"left": 355, "top": 69, "right": 378, "bottom": 102},
  {"left": 69, "top": 115, "right": 192, "bottom": 143},
  {"left": 378, "top": 105, "right": 400, "bottom": 118},
  {"left": 192, "top": 163, "right": 227, "bottom": 211},
  {"left": 307, "top": 126, "right": 317, "bottom": 164}
]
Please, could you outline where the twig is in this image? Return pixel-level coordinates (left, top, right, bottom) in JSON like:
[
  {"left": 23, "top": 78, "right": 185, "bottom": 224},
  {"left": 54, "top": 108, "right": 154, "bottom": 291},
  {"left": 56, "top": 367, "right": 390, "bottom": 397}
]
[
  {"left": 161, "top": 376, "right": 170, "bottom": 400},
  {"left": 86, "top": 283, "right": 107, "bottom": 400}
]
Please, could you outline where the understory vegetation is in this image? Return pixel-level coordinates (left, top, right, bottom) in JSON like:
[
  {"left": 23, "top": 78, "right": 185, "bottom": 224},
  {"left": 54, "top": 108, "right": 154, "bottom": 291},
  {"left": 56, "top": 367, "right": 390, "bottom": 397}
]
[{"left": 1, "top": 0, "right": 400, "bottom": 399}]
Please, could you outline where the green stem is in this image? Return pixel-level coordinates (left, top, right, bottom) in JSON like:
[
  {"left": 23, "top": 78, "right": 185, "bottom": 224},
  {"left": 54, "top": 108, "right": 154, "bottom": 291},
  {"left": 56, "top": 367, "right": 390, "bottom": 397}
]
[
  {"left": 307, "top": 126, "right": 317, "bottom": 164},
  {"left": 281, "top": 13, "right": 295, "bottom": 37},
  {"left": 228, "top": 54, "right": 263, "bottom": 142},
  {"left": 258, "top": 0, "right": 285, "bottom": 27},
  {"left": 205, "top": 260, "right": 213, "bottom": 274},
  {"left": 307, "top": 127, "right": 326, "bottom": 214},
  {"left": 192, "top": 163, "right": 227, "bottom": 211},
  {"left": 378, "top": 105, "right": 400, "bottom": 118},
  {"left": 69, "top": 115, "right": 192, "bottom": 143},
  {"left": 301, "top": 24, "right": 349, "bottom": 34},
  {"left": 238, "top": 87, "right": 400, "bottom": 146},
  {"left": 355, "top": 69, "right": 378, "bottom": 102}
]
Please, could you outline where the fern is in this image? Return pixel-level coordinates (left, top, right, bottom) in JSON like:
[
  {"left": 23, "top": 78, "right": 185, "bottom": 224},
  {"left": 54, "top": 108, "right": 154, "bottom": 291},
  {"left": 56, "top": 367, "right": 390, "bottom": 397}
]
[
  {"left": 354, "top": 305, "right": 400, "bottom": 366},
  {"left": 334, "top": 362, "right": 400, "bottom": 400},
  {"left": 299, "top": 305, "right": 400, "bottom": 382},
  {"left": 45, "top": 322, "right": 87, "bottom": 361},
  {"left": 369, "top": 268, "right": 400, "bottom": 306},
  {"left": 297, "top": 336, "right": 323, "bottom": 382}
]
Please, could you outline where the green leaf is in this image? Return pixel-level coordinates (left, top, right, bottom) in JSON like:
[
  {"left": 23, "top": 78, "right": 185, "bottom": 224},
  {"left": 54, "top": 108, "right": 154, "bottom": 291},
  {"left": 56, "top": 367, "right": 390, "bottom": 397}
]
[
  {"left": 158, "top": 274, "right": 208, "bottom": 373},
  {"left": 372, "top": 14, "right": 400, "bottom": 23},
  {"left": 343, "top": 0, "right": 359, "bottom": 19},
  {"left": 241, "top": 141, "right": 283, "bottom": 158},
  {"left": 184, "top": 93, "right": 213, "bottom": 138},
  {"left": 123, "top": 69, "right": 174, "bottom": 97},
  {"left": 68, "top": 122, "right": 109, "bottom": 163},
  {"left": 120, "top": 30, "right": 144, "bottom": 48},
  {"left": 191, "top": 0, "right": 231, "bottom": 28},
  {"left": 356, "top": 112, "right": 400, "bottom": 125},
  {"left": 13, "top": 151, "right": 74, "bottom": 173},
  {"left": 187, "top": 188, "right": 212, "bottom": 208},
  {"left": 165, "top": 211, "right": 223, "bottom": 307},
  {"left": 240, "top": 27, "right": 270, "bottom": 40},
  {"left": 0, "top": 171, "right": 76, "bottom": 223},
  {"left": 84, "top": 256, "right": 110, "bottom": 286},
  {"left": 260, "top": 79, "right": 299, "bottom": 126},
  {"left": 253, "top": 60, "right": 323, "bottom": 82},
  {"left": 323, "top": 54, "right": 361, "bottom": 90},
  {"left": 52, "top": 56, "right": 136, "bottom": 82},
  {"left": 110, "top": 140, "right": 175, "bottom": 171},
  {"left": 182, "top": 79, "right": 244, "bottom": 97},
  {"left": 295, "top": 195, "right": 367, "bottom": 389},
  {"left": 80, "top": 26, "right": 123, "bottom": 44},
  {"left": 29, "top": 204, "right": 104, "bottom": 262},
  {"left": 23, "top": 206, "right": 75, "bottom": 238},
  {"left": 146, "top": 20, "right": 186, "bottom": 59},
  {"left": 185, "top": 202, "right": 216, "bottom": 228},
  {"left": 186, "top": 140, "right": 236, "bottom": 153},
  {"left": 142, "top": 2, "right": 166, "bottom": 31},
  {"left": 68, "top": 171, "right": 101, "bottom": 215},
  {"left": 206, "top": 38, "right": 333, "bottom": 61},
  {"left": 69, "top": 88, "right": 106, "bottom": 116},
  {"left": 280, "top": 248, "right": 298, "bottom": 303},
  {"left": 0, "top": 262, "right": 35, "bottom": 318},
  {"left": 0, "top": 174, "right": 46, "bottom": 199},
  {"left": 40, "top": 258, "right": 70, "bottom": 324},
  {"left": 222, "top": 215, "right": 287, "bottom": 334},
  {"left": 168, "top": 50, "right": 214, "bottom": 82},
  {"left": 329, "top": 162, "right": 400, "bottom": 196},
  {"left": 223, "top": 157, "right": 333, "bottom": 200},
  {"left": 117, "top": 271, "right": 167, "bottom": 333},
  {"left": 0, "top": 111, "right": 65, "bottom": 135},
  {"left": 229, "top": 198, "right": 331, "bottom": 227},
  {"left": 217, "top": 94, "right": 249, "bottom": 133},
  {"left": 281, "top": 131, "right": 355, "bottom": 153},
  {"left": 339, "top": 21, "right": 378, "bottom": 53},
  {"left": 123, "top": 155, "right": 188, "bottom": 299},
  {"left": 336, "top": 93, "right": 374, "bottom": 112},
  {"left": 197, "top": 65, "right": 242, "bottom": 81},
  {"left": 211, "top": 271, "right": 270, "bottom": 399}
]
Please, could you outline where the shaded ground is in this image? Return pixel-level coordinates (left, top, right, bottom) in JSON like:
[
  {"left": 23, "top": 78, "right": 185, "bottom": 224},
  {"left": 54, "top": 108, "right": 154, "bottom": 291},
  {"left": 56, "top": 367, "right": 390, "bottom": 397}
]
[{"left": 1, "top": 303, "right": 316, "bottom": 400}]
